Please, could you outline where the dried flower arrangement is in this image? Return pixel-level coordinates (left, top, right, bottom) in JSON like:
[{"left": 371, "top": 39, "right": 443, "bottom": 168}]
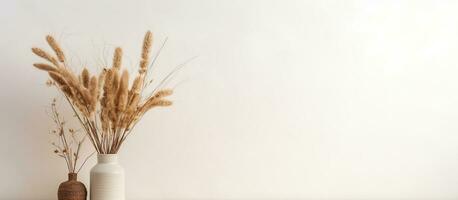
[
  {"left": 32, "top": 31, "right": 174, "bottom": 154},
  {"left": 48, "top": 98, "right": 94, "bottom": 173}
]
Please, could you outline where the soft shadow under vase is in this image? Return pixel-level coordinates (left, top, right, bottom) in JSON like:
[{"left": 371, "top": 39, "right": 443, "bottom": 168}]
[
  {"left": 58, "top": 173, "right": 87, "bottom": 200},
  {"left": 90, "top": 154, "right": 125, "bottom": 200}
]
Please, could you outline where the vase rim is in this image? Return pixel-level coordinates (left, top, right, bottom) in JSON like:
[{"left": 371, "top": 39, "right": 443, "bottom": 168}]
[
  {"left": 68, "top": 172, "right": 77, "bottom": 181},
  {"left": 97, "top": 154, "right": 118, "bottom": 163}
]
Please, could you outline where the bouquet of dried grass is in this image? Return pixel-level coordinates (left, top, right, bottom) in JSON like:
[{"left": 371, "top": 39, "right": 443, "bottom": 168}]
[{"left": 33, "top": 31, "right": 174, "bottom": 154}]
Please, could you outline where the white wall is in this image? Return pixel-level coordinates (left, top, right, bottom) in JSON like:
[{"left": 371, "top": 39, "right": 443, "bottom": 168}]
[{"left": 1, "top": 0, "right": 458, "bottom": 199}]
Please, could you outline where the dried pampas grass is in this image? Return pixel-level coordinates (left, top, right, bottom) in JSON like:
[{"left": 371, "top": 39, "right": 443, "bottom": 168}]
[
  {"left": 139, "top": 31, "right": 152, "bottom": 74},
  {"left": 32, "top": 31, "right": 175, "bottom": 154},
  {"left": 115, "top": 70, "right": 129, "bottom": 114},
  {"left": 34, "top": 63, "right": 58, "bottom": 72},
  {"left": 81, "top": 68, "right": 90, "bottom": 88},
  {"left": 32, "top": 47, "right": 59, "bottom": 66},
  {"left": 46, "top": 36, "right": 66, "bottom": 62},
  {"left": 113, "top": 47, "right": 123, "bottom": 70}
]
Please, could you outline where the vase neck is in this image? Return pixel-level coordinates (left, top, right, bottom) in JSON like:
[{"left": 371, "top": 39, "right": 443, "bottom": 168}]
[
  {"left": 68, "top": 173, "right": 77, "bottom": 181},
  {"left": 98, "top": 154, "right": 118, "bottom": 164}
]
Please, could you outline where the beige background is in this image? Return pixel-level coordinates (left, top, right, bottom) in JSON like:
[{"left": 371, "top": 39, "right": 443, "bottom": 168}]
[{"left": 1, "top": 0, "right": 458, "bottom": 199}]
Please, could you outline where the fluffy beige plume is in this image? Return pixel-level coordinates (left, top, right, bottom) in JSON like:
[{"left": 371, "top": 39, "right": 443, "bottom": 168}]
[
  {"left": 80, "top": 89, "right": 92, "bottom": 108},
  {"left": 58, "top": 69, "right": 92, "bottom": 117},
  {"left": 97, "top": 69, "right": 107, "bottom": 98},
  {"left": 116, "top": 70, "right": 129, "bottom": 113},
  {"left": 32, "top": 48, "right": 59, "bottom": 67},
  {"left": 139, "top": 31, "right": 153, "bottom": 74},
  {"left": 112, "top": 47, "right": 123, "bottom": 70},
  {"left": 124, "top": 95, "right": 172, "bottom": 129},
  {"left": 131, "top": 76, "right": 143, "bottom": 94},
  {"left": 122, "top": 75, "right": 143, "bottom": 128},
  {"left": 46, "top": 35, "right": 66, "bottom": 62},
  {"left": 48, "top": 72, "right": 74, "bottom": 99},
  {"left": 140, "top": 89, "right": 173, "bottom": 112},
  {"left": 89, "top": 76, "right": 98, "bottom": 97},
  {"left": 101, "top": 69, "right": 115, "bottom": 130},
  {"left": 61, "top": 71, "right": 90, "bottom": 112},
  {"left": 33, "top": 63, "right": 58, "bottom": 72},
  {"left": 142, "top": 31, "right": 153, "bottom": 61},
  {"left": 101, "top": 111, "right": 110, "bottom": 132},
  {"left": 153, "top": 89, "right": 173, "bottom": 99},
  {"left": 153, "top": 99, "right": 172, "bottom": 107},
  {"left": 61, "top": 85, "right": 74, "bottom": 98},
  {"left": 81, "top": 68, "right": 90, "bottom": 88},
  {"left": 101, "top": 69, "right": 113, "bottom": 107},
  {"left": 125, "top": 76, "right": 143, "bottom": 110},
  {"left": 108, "top": 70, "right": 120, "bottom": 126},
  {"left": 126, "top": 93, "right": 140, "bottom": 113},
  {"left": 140, "top": 99, "right": 172, "bottom": 114},
  {"left": 89, "top": 76, "right": 98, "bottom": 113},
  {"left": 111, "top": 70, "right": 120, "bottom": 95},
  {"left": 121, "top": 92, "right": 140, "bottom": 128},
  {"left": 48, "top": 71, "right": 68, "bottom": 87},
  {"left": 59, "top": 68, "right": 80, "bottom": 87}
]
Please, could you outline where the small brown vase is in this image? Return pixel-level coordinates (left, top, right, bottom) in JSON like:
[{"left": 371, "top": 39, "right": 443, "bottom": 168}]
[{"left": 58, "top": 173, "right": 87, "bottom": 200}]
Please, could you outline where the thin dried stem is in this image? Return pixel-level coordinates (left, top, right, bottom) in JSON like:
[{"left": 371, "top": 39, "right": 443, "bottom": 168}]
[{"left": 49, "top": 99, "right": 93, "bottom": 173}]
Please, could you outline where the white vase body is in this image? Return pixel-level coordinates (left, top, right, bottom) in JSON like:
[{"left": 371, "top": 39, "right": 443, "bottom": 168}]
[{"left": 90, "top": 154, "right": 125, "bottom": 200}]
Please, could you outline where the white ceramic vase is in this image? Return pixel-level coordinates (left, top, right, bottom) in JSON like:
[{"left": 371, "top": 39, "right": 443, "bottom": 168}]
[{"left": 90, "top": 154, "right": 125, "bottom": 200}]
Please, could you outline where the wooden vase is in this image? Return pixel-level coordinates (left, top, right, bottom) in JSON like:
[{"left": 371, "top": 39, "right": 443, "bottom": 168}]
[{"left": 58, "top": 173, "right": 87, "bottom": 200}]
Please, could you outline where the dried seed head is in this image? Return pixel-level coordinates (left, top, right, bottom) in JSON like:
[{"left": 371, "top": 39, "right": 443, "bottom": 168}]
[
  {"left": 156, "top": 100, "right": 172, "bottom": 107},
  {"left": 141, "top": 99, "right": 173, "bottom": 114},
  {"left": 81, "top": 88, "right": 92, "bottom": 106},
  {"left": 103, "top": 69, "right": 113, "bottom": 95},
  {"left": 111, "top": 69, "right": 120, "bottom": 95},
  {"left": 154, "top": 89, "right": 173, "bottom": 98},
  {"left": 59, "top": 68, "right": 79, "bottom": 88},
  {"left": 142, "top": 31, "right": 153, "bottom": 61},
  {"left": 89, "top": 76, "right": 98, "bottom": 97},
  {"left": 61, "top": 85, "right": 74, "bottom": 98},
  {"left": 145, "top": 99, "right": 173, "bottom": 107},
  {"left": 31, "top": 47, "right": 59, "bottom": 66},
  {"left": 98, "top": 69, "right": 107, "bottom": 95},
  {"left": 139, "top": 31, "right": 153, "bottom": 73},
  {"left": 131, "top": 76, "right": 143, "bottom": 94},
  {"left": 48, "top": 72, "right": 68, "bottom": 87},
  {"left": 101, "top": 109, "right": 110, "bottom": 132},
  {"left": 81, "top": 68, "right": 90, "bottom": 88},
  {"left": 126, "top": 93, "right": 140, "bottom": 113},
  {"left": 112, "top": 47, "right": 123, "bottom": 70},
  {"left": 89, "top": 76, "right": 98, "bottom": 113},
  {"left": 46, "top": 35, "right": 66, "bottom": 62},
  {"left": 116, "top": 70, "right": 129, "bottom": 113},
  {"left": 33, "top": 63, "right": 58, "bottom": 72}
]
